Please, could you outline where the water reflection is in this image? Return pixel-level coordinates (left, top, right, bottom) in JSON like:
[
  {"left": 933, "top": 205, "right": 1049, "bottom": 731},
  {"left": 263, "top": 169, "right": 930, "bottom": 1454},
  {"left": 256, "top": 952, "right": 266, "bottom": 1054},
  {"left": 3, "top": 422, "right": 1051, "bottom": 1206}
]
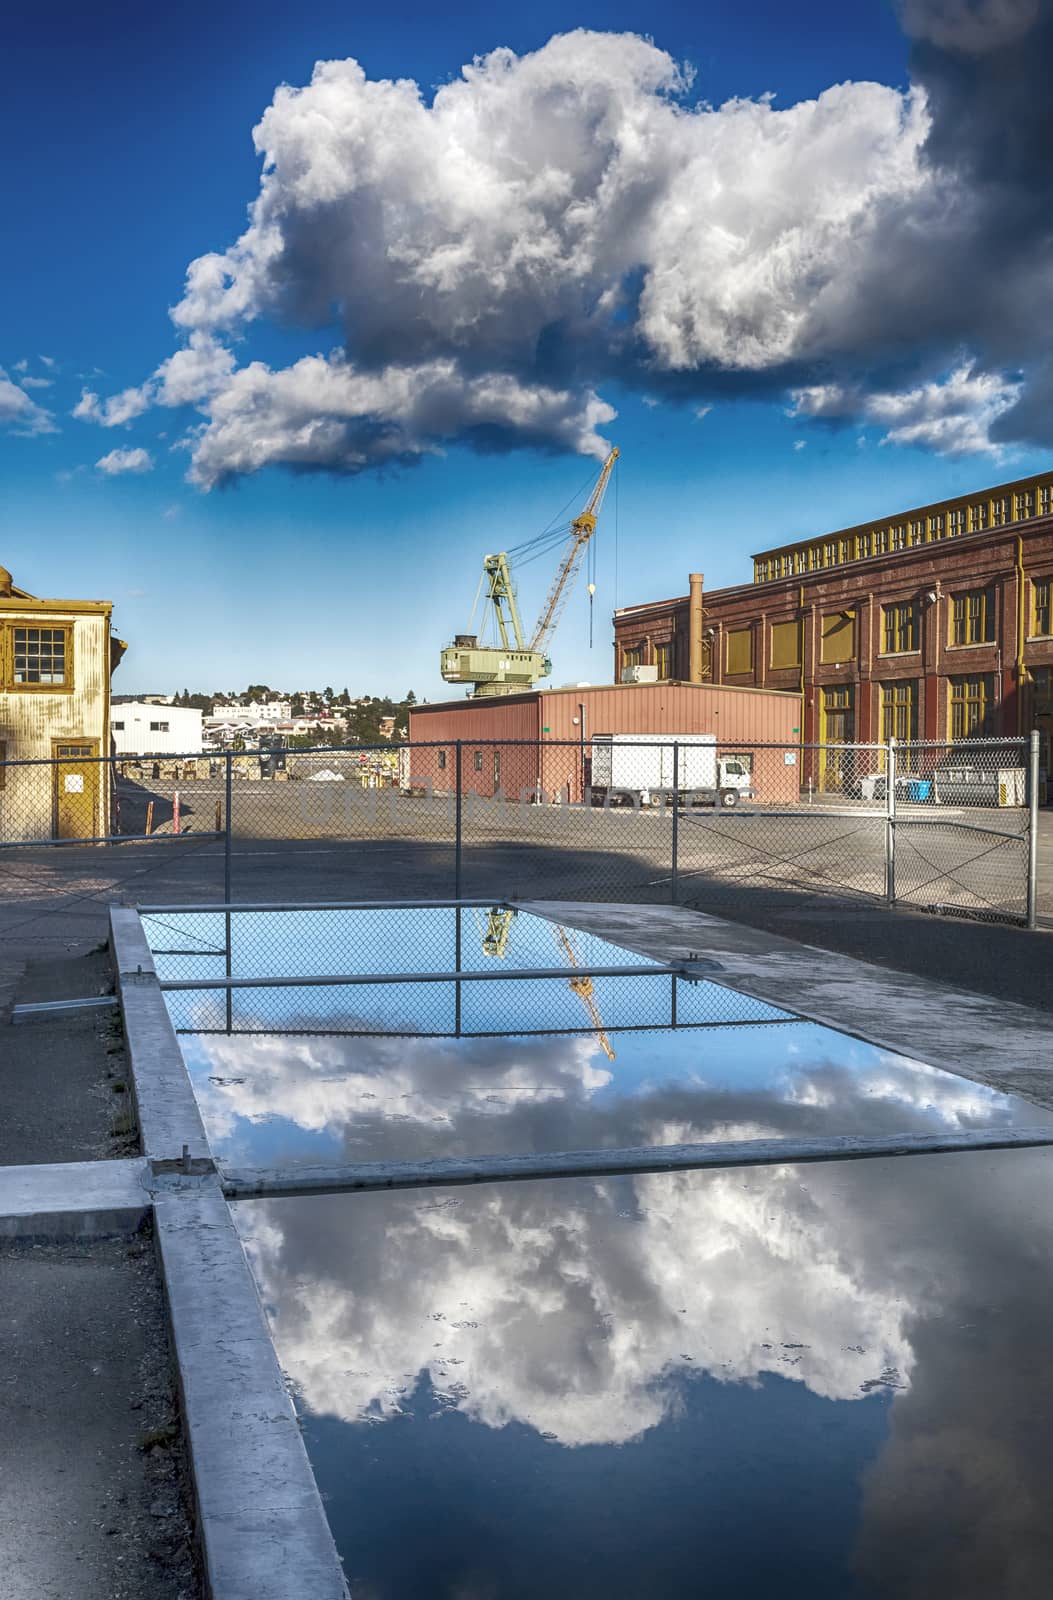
[
  {"left": 236, "top": 1149, "right": 1053, "bottom": 1597},
  {"left": 182, "top": 1019, "right": 1051, "bottom": 1169}
]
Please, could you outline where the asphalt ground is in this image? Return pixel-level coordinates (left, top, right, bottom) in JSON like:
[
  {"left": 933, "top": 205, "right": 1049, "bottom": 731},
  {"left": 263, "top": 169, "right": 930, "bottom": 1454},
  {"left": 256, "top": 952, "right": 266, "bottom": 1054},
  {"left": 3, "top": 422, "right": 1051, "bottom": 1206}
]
[{"left": 0, "top": 780, "right": 1049, "bottom": 1009}]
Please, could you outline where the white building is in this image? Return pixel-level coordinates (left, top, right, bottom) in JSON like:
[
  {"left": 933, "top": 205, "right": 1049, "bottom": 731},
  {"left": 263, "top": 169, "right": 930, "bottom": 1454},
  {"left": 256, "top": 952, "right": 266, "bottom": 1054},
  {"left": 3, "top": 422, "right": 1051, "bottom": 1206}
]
[{"left": 111, "top": 701, "right": 202, "bottom": 756}]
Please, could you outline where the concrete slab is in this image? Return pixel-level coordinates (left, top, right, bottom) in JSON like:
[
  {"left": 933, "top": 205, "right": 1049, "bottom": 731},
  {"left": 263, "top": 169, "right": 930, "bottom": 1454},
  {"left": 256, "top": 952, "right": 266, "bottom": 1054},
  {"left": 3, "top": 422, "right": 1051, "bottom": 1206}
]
[
  {"left": 0, "top": 1158, "right": 149, "bottom": 1239},
  {"left": 525, "top": 901, "right": 1053, "bottom": 1110}
]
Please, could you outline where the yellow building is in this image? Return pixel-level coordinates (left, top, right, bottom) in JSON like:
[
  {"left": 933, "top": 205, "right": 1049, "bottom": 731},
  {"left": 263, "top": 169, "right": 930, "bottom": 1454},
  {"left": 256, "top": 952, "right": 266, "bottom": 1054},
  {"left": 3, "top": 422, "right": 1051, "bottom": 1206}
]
[{"left": 0, "top": 564, "right": 127, "bottom": 841}]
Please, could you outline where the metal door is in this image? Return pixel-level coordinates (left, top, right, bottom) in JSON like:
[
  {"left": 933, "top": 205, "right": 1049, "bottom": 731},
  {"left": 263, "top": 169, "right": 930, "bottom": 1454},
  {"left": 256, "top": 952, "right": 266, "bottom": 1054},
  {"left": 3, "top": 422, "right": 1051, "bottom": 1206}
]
[{"left": 53, "top": 741, "right": 100, "bottom": 840}]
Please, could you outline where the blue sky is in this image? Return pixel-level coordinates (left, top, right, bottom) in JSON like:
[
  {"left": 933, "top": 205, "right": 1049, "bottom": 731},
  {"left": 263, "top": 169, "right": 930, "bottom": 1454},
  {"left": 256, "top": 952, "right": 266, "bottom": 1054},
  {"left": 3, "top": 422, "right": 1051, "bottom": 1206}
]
[{"left": 2, "top": 0, "right": 1049, "bottom": 697}]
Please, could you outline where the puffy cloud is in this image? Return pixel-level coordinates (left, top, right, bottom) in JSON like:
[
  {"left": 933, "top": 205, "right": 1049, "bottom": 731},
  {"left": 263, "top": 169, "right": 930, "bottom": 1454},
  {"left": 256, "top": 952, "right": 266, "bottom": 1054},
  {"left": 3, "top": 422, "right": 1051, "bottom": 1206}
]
[
  {"left": 78, "top": 7, "right": 1053, "bottom": 480},
  {"left": 95, "top": 446, "right": 154, "bottom": 475},
  {"left": 185, "top": 351, "right": 615, "bottom": 488},
  {"left": 75, "top": 384, "right": 152, "bottom": 427},
  {"left": 0, "top": 368, "right": 56, "bottom": 435},
  {"left": 898, "top": 0, "right": 1040, "bottom": 53},
  {"left": 791, "top": 363, "right": 1021, "bottom": 454}
]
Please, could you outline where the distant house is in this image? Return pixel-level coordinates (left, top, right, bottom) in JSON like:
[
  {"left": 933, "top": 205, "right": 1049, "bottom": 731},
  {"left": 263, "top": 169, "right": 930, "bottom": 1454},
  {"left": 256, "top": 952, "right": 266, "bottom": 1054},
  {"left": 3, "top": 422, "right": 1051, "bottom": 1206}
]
[
  {"left": 0, "top": 562, "right": 127, "bottom": 841},
  {"left": 111, "top": 701, "right": 202, "bottom": 756}
]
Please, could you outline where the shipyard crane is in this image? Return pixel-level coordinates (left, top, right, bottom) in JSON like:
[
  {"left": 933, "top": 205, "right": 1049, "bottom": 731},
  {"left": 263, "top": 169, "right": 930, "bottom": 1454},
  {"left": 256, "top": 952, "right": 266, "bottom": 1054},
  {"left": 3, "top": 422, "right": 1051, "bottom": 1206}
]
[
  {"left": 477, "top": 908, "right": 616, "bottom": 1061},
  {"left": 441, "top": 447, "right": 619, "bottom": 697}
]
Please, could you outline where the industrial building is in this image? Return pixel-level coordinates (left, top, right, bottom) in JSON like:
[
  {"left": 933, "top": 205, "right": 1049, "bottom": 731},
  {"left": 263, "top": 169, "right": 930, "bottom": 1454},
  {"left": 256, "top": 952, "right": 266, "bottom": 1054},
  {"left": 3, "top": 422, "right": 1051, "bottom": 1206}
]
[
  {"left": 0, "top": 563, "right": 126, "bottom": 840},
  {"left": 409, "top": 681, "right": 801, "bottom": 804},
  {"left": 111, "top": 700, "right": 202, "bottom": 757},
  {"left": 613, "top": 468, "right": 1053, "bottom": 789}
]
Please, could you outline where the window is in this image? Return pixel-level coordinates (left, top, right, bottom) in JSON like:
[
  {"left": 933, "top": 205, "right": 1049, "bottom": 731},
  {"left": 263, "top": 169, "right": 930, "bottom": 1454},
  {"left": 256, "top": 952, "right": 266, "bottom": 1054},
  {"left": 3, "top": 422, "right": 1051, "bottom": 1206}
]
[
  {"left": 882, "top": 601, "right": 919, "bottom": 654},
  {"left": 881, "top": 680, "right": 918, "bottom": 743},
  {"left": 112, "top": 720, "right": 125, "bottom": 731},
  {"left": 726, "top": 629, "right": 753, "bottom": 676},
  {"left": 149, "top": 720, "right": 170, "bottom": 733},
  {"left": 1016, "top": 490, "right": 1035, "bottom": 520},
  {"left": 755, "top": 561, "right": 768, "bottom": 583},
  {"left": 824, "top": 541, "right": 838, "bottom": 567},
  {"left": 874, "top": 528, "right": 889, "bottom": 555},
  {"left": 808, "top": 546, "right": 822, "bottom": 571},
  {"left": 992, "top": 495, "right": 1010, "bottom": 526},
  {"left": 969, "top": 501, "right": 989, "bottom": 533},
  {"left": 473, "top": 750, "right": 483, "bottom": 772},
  {"left": 948, "top": 508, "right": 966, "bottom": 538},
  {"left": 622, "top": 645, "right": 643, "bottom": 671},
  {"left": 890, "top": 524, "right": 907, "bottom": 551},
  {"left": 437, "top": 749, "right": 447, "bottom": 771},
  {"left": 821, "top": 612, "right": 856, "bottom": 665},
  {"left": 950, "top": 675, "right": 993, "bottom": 739},
  {"left": 5, "top": 623, "right": 72, "bottom": 688},
  {"left": 929, "top": 514, "right": 945, "bottom": 540},
  {"left": 823, "top": 685, "right": 854, "bottom": 743},
  {"left": 793, "top": 550, "right": 806, "bottom": 576},
  {"left": 1033, "top": 577, "right": 1052, "bottom": 638},
  {"left": 1033, "top": 665, "right": 1053, "bottom": 710},
  {"left": 769, "top": 620, "right": 800, "bottom": 670},
  {"left": 857, "top": 531, "right": 872, "bottom": 558},
  {"left": 908, "top": 520, "right": 925, "bottom": 547},
  {"left": 654, "top": 640, "right": 673, "bottom": 679},
  {"left": 949, "top": 588, "right": 993, "bottom": 646},
  {"left": 781, "top": 554, "right": 794, "bottom": 578},
  {"left": 1039, "top": 485, "right": 1051, "bottom": 517}
]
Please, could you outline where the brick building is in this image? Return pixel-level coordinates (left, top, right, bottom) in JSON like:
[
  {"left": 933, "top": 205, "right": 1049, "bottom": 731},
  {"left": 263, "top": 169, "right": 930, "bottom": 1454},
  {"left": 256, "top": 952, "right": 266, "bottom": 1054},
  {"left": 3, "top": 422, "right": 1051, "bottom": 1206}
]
[{"left": 613, "top": 468, "right": 1053, "bottom": 787}]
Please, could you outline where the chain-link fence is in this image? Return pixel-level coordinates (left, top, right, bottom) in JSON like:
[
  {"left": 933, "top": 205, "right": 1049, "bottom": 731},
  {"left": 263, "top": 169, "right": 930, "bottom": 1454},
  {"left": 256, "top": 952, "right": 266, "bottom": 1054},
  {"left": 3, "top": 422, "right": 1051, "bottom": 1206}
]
[{"left": 0, "top": 734, "right": 1042, "bottom": 930}]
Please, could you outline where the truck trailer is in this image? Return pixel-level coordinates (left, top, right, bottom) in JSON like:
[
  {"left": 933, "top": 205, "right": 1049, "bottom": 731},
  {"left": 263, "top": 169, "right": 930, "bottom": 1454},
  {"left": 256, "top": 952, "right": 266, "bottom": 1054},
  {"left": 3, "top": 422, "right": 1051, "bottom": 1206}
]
[{"left": 589, "top": 733, "right": 754, "bottom": 808}]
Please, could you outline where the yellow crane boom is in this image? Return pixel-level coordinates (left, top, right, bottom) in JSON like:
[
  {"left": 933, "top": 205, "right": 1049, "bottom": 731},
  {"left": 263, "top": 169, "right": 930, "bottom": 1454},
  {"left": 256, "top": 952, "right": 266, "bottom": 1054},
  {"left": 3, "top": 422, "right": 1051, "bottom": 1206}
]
[
  {"left": 530, "top": 447, "right": 619, "bottom": 651},
  {"left": 552, "top": 924, "right": 616, "bottom": 1061}
]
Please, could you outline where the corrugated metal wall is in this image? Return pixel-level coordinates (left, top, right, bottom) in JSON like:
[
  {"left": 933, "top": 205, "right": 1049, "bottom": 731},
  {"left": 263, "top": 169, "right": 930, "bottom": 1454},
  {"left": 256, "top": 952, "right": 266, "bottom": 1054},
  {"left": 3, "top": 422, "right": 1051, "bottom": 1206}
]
[{"left": 410, "top": 683, "right": 802, "bottom": 802}]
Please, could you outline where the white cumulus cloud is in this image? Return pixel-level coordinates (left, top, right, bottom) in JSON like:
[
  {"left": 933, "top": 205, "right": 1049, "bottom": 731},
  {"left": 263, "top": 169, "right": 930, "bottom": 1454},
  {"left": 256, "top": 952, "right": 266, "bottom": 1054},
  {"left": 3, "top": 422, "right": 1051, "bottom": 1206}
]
[
  {"left": 791, "top": 362, "right": 1021, "bottom": 455},
  {"left": 96, "top": 446, "right": 154, "bottom": 475},
  {"left": 0, "top": 368, "right": 56, "bottom": 436},
  {"left": 71, "top": 10, "right": 1053, "bottom": 481}
]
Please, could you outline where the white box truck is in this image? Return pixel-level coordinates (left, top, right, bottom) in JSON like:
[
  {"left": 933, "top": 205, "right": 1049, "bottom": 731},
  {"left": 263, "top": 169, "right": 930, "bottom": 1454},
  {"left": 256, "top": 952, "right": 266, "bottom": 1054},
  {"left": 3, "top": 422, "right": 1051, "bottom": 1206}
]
[{"left": 589, "top": 734, "right": 754, "bottom": 808}]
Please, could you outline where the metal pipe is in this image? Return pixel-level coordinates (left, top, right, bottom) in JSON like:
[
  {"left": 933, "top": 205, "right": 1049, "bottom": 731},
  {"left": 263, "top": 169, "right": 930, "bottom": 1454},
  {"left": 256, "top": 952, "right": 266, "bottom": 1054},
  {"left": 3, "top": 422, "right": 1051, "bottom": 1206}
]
[
  {"left": 159, "top": 961, "right": 676, "bottom": 993},
  {"left": 670, "top": 740, "right": 679, "bottom": 904},
  {"left": 219, "top": 1124, "right": 1053, "bottom": 1201},
  {"left": 688, "top": 572, "right": 704, "bottom": 683},
  {"left": 139, "top": 898, "right": 507, "bottom": 915},
  {"left": 224, "top": 753, "right": 234, "bottom": 1035},
  {"left": 454, "top": 741, "right": 463, "bottom": 899},
  {"left": 1027, "top": 727, "right": 1040, "bottom": 930},
  {"left": 885, "top": 735, "right": 897, "bottom": 906}
]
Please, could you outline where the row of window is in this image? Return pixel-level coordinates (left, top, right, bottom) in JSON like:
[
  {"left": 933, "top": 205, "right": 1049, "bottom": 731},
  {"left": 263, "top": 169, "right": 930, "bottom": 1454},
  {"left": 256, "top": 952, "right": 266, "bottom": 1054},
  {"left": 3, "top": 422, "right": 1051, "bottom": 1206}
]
[
  {"left": 111, "top": 720, "right": 169, "bottom": 733},
  {"left": 721, "top": 580, "right": 1053, "bottom": 674},
  {"left": 754, "top": 482, "right": 1053, "bottom": 583},
  {"left": 820, "top": 675, "right": 1008, "bottom": 744},
  {"left": 619, "top": 579, "right": 1052, "bottom": 681}
]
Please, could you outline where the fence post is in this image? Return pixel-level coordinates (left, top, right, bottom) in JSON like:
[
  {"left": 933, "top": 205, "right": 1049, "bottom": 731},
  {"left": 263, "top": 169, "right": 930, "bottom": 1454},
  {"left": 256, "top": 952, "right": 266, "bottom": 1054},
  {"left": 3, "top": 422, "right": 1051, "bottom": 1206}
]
[
  {"left": 454, "top": 741, "right": 463, "bottom": 900},
  {"left": 1027, "top": 728, "right": 1040, "bottom": 930},
  {"left": 224, "top": 752, "right": 233, "bottom": 1035},
  {"left": 670, "top": 741, "right": 679, "bottom": 905},
  {"left": 884, "top": 736, "right": 897, "bottom": 908}
]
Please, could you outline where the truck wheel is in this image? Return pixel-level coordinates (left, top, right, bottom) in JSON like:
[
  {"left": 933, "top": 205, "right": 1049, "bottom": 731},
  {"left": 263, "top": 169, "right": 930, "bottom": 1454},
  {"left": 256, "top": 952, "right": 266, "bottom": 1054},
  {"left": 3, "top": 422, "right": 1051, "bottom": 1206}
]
[{"left": 719, "top": 787, "right": 739, "bottom": 809}]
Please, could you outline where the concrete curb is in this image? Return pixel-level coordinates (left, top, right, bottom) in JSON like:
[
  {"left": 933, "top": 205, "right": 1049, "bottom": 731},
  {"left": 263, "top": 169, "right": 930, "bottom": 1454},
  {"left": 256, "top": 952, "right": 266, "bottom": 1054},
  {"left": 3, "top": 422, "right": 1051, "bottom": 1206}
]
[{"left": 109, "top": 906, "right": 351, "bottom": 1600}]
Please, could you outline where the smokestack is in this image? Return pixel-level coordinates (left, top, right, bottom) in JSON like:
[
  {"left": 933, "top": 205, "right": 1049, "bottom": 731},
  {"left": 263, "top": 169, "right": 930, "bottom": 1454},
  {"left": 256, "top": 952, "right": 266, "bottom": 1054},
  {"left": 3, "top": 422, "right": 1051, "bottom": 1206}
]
[
  {"left": 688, "top": 572, "right": 704, "bottom": 683},
  {"left": 0, "top": 566, "right": 12, "bottom": 598}
]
